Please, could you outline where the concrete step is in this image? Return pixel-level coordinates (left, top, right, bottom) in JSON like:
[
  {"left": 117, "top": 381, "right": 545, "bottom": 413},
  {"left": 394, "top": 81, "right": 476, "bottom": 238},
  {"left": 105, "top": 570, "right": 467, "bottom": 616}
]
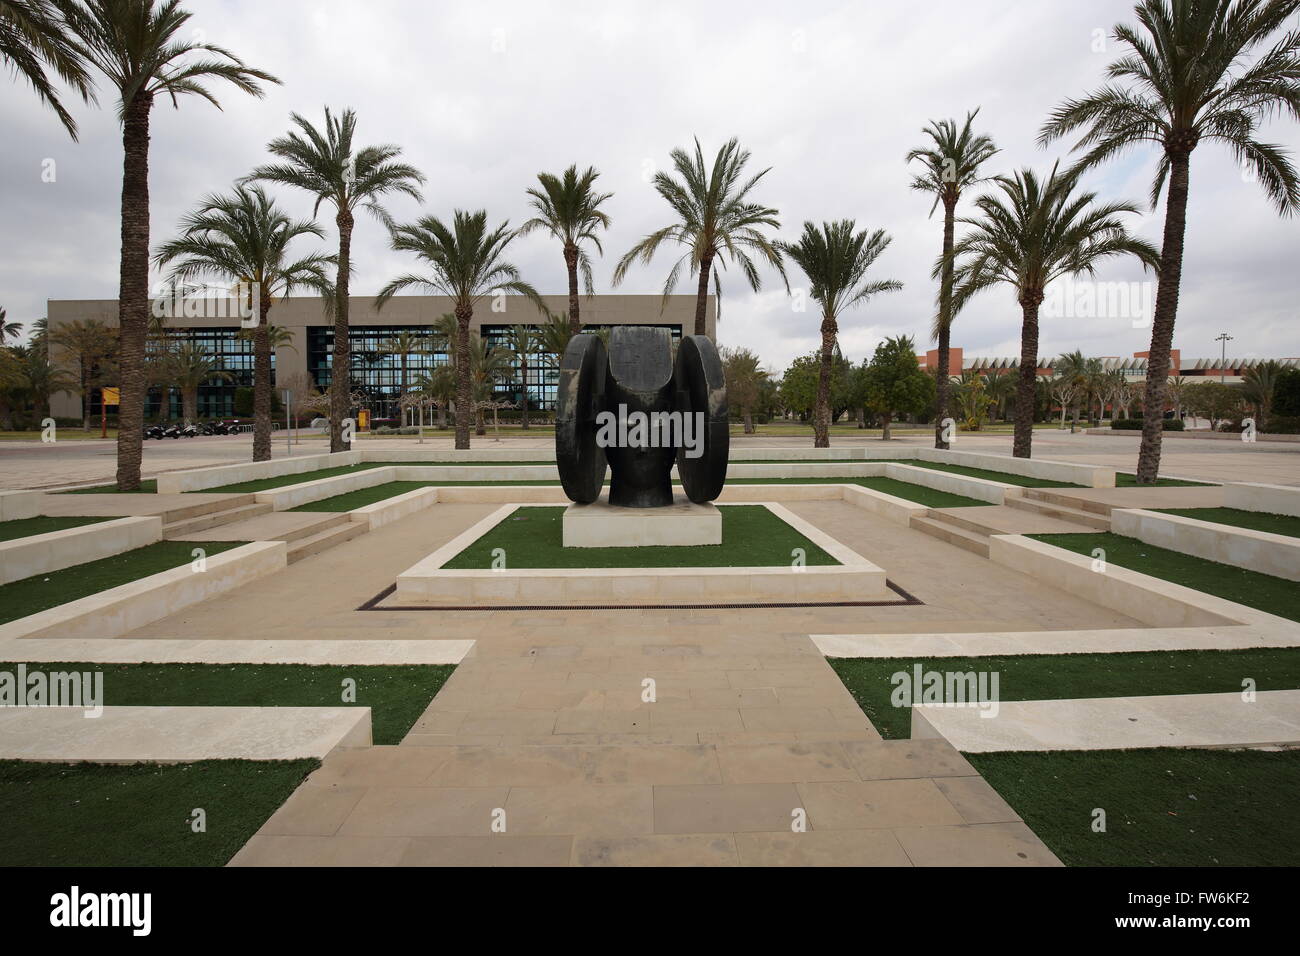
[
  {"left": 286, "top": 520, "right": 368, "bottom": 564},
  {"left": 162, "top": 501, "right": 273, "bottom": 539},
  {"left": 275, "top": 512, "right": 351, "bottom": 544},
  {"left": 1004, "top": 494, "right": 1111, "bottom": 530},
  {"left": 908, "top": 514, "right": 990, "bottom": 557},
  {"left": 1021, "top": 487, "right": 1113, "bottom": 516},
  {"left": 924, "top": 509, "right": 1004, "bottom": 537}
]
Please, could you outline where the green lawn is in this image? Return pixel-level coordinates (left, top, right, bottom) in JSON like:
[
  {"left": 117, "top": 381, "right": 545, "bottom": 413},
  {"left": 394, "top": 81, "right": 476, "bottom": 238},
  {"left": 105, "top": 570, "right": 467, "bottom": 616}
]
[
  {"left": 443, "top": 504, "right": 840, "bottom": 569},
  {"left": 59, "top": 479, "right": 158, "bottom": 494},
  {"left": 0, "top": 758, "right": 318, "bottom": 866},
  {"left": 1115, "top": 472, "right": 1212, "bottom": 487},
  {"left": 1156, "top": 506, "right": 1300, "bottom": 538},
  {"left": 1032, "top": 532, "right": 1300, "bottom": 623},
  {"left": 830, "top": 647, "right": 1300, "bottom": 739},
  {"left": 201, "top": 462, "right": 392, "bottom": 493},
  {"left": 0, "top": 515, "right": 114, "bottom": 543},
  {"left": 1, "top": 661, "right": 455, "bottom": 744},
  {"left": 969, "top": 748, "right": 1300, "bottom": 866},
  {"left": 897, "top": 460, "right": 1082, "bottom": 488},
  {"left": 0, "top": 541, "right": 245, "bottom": 625}
]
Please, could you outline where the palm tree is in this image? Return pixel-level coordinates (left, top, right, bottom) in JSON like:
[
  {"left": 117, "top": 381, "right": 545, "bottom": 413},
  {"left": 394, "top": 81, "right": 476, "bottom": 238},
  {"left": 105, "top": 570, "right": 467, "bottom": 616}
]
[
  {"left": 154, "top": 184, "right": 334, "bottom": 461},
  {"left": 613, "top": 138, "right": 785, "bottom": 336},
  {"left": 519, "top": 165, "right": 612, "bottom": 333},
  {"left": 536, "top": 309, "right": 578, "bottom": 370},
  {"left": 69, "top": 0, "right": 277, "bottom": 487},
  {"left": 376, "top": 210, "right": 544, "bottom": 449},
  {"left": 49, "top": 317, "right": 116, "bottom": 429},
  {"left": 0, "top": 307, "right": 23, "bottom": 344},
  {"left": 1241, "top": 359, "right": 1288, "bottom": 428},
  {"left": 722, "top": 346, "right": 768, "bottom": 434},
  {"left": 165, "top": 341, "right": 229, "bottom": 422},
  {"left": 411, "top": 363, "right": 456, "bottom": 430},
  {"left": 906, "top": 110, "right": 999, "bottom": 448},
  {"left": 1052, "top": 351, "right": 1093, "bottom": 430},
  {"left": 1165, "top": 374, "right": 1188, "bottom": 420},
  {"left": 1041, "top": 0, "right": 1300, "bottom": 481},
  {"left": 499, "top": 324, "right": 538, "bottom": 428},
  {"left": 980, "top": 371, "right": 1017, "bottom": 422},
  {"left": 948, "top": 165, "right": 1159, "bottom": 457},
  {"left": 247, "top": 107, "right": 424, "bottom": 454},
  {"left": 467, "top": 333, "right": 514, "bottom": 435},
  {"left": 780, "top": 221, "right": 903, "bottom": 447},
  {"left": 377, "top": 330, "right": 430, "bottom": 425},
  {"left": 1, "top": 0, "right": 94, "bottom": 138}
]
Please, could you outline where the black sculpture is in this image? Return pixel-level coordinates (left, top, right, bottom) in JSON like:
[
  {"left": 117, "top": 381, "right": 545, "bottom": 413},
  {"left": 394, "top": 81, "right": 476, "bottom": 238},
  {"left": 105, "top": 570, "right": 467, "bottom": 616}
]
[{"left": 556, "top": 326, "right": 728, "bottom": 508}]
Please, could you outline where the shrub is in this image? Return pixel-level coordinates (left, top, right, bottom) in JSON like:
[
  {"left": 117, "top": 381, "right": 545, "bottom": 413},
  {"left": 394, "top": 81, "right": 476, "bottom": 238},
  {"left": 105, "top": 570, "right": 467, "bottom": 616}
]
[
  {"left": 1274, "top": 369, "right": 1300, "bottom": 417},
  {"left": 1111, "top": 418, "right": 1183, "bottom": 431},
  {"left": 1261, "top": 415, "right": 1300, "bottom": 435}
]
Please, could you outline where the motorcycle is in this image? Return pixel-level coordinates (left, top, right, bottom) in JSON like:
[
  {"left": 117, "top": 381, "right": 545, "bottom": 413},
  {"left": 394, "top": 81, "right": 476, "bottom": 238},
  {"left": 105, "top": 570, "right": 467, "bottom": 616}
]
[
  {"left": 162, "top": 424, "right": 183, "bottom": 439},
  {"left": 181, "top": 423, "right": 201, "bottom": 438},
  {"left": 144, "top": 425, "right": 165, "bottom": 440}
]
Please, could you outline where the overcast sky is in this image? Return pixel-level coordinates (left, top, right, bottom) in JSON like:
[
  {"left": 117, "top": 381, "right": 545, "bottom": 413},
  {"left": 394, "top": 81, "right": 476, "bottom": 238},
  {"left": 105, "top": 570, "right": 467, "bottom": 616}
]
[{"left": 4, "top": 0, "right": 1298, "bottom": 372}]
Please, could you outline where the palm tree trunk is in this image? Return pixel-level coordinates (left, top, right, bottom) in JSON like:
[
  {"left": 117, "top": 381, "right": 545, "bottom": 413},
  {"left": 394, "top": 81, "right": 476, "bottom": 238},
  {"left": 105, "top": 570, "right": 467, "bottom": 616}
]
[
  {"left": 330, "top": 210, "right": 354, "bottom": 453},
  {"left": 114, "top": 94, "right": 152, "bottom": 490},
  {"left": 934, "top": 197, "right": 956, "bottom": 449},
  {"left": 453, "top": 304, "right": 472, "bottom": 449},
  {"left": 1136, "top": 149, "right": 1192, "bottom": 484},
  {"left": 399, "top": 354, "right": 408, "bottom": 425},
  {"left": 80, "top": 361, "right": 91, "bottom": 430},
  {"left": 882, "top": 412, "right": 893, "bottom": 441},
  {"left": 1012, "top": 292, "right": 1042, "bottom": 458},
  {"left": 744, "top": 409, "right": 754, "bottom": 434},
  {"left": 565, "top": 244, "right": 580, "bottom": 334},
  {"left": 519, "top": 356, "right": 529, "bottom": 429},
  {"left": 693, "top": 253, "right": 714, "bottom": 337},
  {"left": 183, "top": 387, "right": 197, "bottom": 424},
  {"left": 252, "top": 297, "right": 273, "bottom": 462},
  {"left": 813, "top": 312, "right": 837, "bottom": 448}
]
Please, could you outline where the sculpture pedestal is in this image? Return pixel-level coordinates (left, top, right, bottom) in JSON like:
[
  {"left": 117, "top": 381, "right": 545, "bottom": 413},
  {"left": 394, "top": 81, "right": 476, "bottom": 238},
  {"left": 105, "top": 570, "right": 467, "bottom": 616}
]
[{"left": 562, "top": 495, "right": 722, "bottom": 548}]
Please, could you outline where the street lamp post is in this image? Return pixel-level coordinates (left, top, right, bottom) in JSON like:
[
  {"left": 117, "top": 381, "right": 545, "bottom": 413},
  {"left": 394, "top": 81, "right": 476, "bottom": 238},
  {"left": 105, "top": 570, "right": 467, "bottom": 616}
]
[{"left": 1215, "top": 332, "right": 1233, "bottom": 385}]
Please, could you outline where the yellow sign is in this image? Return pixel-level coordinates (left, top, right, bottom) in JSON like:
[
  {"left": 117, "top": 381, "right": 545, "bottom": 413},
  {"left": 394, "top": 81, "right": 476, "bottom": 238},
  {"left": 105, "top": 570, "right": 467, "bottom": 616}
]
[
  {"left": 101, "top": 387, "right": 120, "bottom": 406},
  {"left": 358, "top": 409, "right": 369, "bottom": 429}
]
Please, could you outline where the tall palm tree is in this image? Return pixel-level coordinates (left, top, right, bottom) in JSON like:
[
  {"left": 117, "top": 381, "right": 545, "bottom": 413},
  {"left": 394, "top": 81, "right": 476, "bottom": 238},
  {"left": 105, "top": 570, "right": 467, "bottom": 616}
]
[
  {"left": 50, "top": 316, "right": 116, "bottom": 429},
  {"left": 247, "top": 107, "right": 424, "bottom": 453},
  {"left": 411, "top": 363, "right": 456, "bottom": 430},
  {"left": 499, "top": 324, "right": 538, "bottom": 428},
  {"left": 377, "top": 329, "right": 430, "bottom": 424},
  {"left": 468, "top": 333, "right": 514, "bottom": 435},
  {"left": 1241, "top": 359, "right": 1287, "bottom": 427},
  {"left": 536, "top": 309, "right": 578, "bottom": 370},
  {"left": 519, "top": 165, "right": 612, "bottom": 333},
  {"left": 69, "top": 0, "right": 277, "bottom": 488},
  {"left": 613, "top": 138, "right": 786, "bottom": 336},
  {"left": 780, "top": 221, "right": 903, "bottom": 447},
  {"left": 906, "top": 110, "right": 999, "bottom": 448},
  {"left": 165, "top": 341, "right": 229, "bottom": 422},
  {"left": 948, "top": 165, "right": 1159, "bottom": 457},
  {"left": 1, "top": 0, "right": 94, "bottom": 138},
  {"left": 0, "top": 308, "right": 23, "bottom": 344},
  {"left": 154, "top": 184, "right": 334, "bottom": 461},
  {"left": 1164, "top": 374, "right": 1188, "bottom": 420},
  {"left": 1041, "top": 0, "right": 1300, "bottom": 481},
  {"left": 376, "top": 210, "right": 544, "bottom": 449}
]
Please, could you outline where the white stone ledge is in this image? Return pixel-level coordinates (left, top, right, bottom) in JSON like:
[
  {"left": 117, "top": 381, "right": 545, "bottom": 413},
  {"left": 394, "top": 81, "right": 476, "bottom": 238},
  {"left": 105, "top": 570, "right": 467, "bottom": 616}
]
[
  {"left": 0, "top": 705, "right": 371, "bottom": 762},
  {"left": 0, "top": 515, "right": 162, "bottom": 585},
  {"left": 155, "top": 451, "right": 363, "bottom": 494},
  {"left": 359, "top": 446, "right": 557, "bottom": 462},
  {"left": 349, "top": 486, "right": 439, "bottom": 530},
  {"left": 255, "top": 467, "right": 396, "bottom": 510},
  {"left": 1224, "top": 481, "right": 1300, "bottom": 517},
  {"left": 884, "top": 463, "right": 1015, "bottom": 503},
  {"left": 0, "top": 490, "right": 43, "bottom": 521},
  {"left": 1112, "top": 507, "right": 1300, "bottom": 582},
  {"left": 0, "top": 541, "right": 287, "bottom": 642},
  {"left": 917, "top": 447, "right": 1114, "bottom": 487}
]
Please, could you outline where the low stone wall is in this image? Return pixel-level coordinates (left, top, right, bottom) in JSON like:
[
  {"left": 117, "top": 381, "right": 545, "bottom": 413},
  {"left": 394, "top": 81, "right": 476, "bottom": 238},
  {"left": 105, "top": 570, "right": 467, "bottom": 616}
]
[
  {"left": 359, "top": 446, "right": 557, "bottom": 462},
  {"left": 349, "top": 487, "right": 439, "bottom": 530},
  {"left": 726, "top": 461, "right": 887, "bottom": 480},
  {"left": 916, "top": 447, "right": 1114, "bottom": 487},
  {"left": 0, "top": 541, "right": 287, "bottom": 642},
  {"left": 884, "top": 463, "right": 1014, "bottom": 503},
  {"left": 0, "top": 490, "right": 43, "bottom": 521},
  {"left": 1111, "top": 508, "right": 1300, "bottom": 582},
  {"left": 730, "top": 446, "right": 911, "bottom": 461},
  {"left": 1224, "top": 481, "right": 1300, "bottom": 517},
  {"left": 397, "top": 464, "right": 558, "bottom": 481},
  {"left": 0, "top": 515, "right": 161, "bottom": 585},
  {"left": 840, "top": 484, "right": 931, "bottom": 526},
  {"left": 155, "top": 450, "right": 363, "bottom": 494},
  {"left": 255, "top": 466, "right": 397, "bottom": 510}
]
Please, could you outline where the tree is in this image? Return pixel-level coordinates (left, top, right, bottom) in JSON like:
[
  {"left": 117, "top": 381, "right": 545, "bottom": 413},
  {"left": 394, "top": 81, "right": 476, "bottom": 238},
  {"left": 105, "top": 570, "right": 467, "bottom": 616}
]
[
  {"left": 1273, "top": 368, "right": 1300, "bottom": 416},
  {"left": 721, "top": 346, "right": 767, "bottom": 433},
  {"left": 0, "top": 307, "right": 23, "bottom": 344},
  {"left": 499, "top": 324, "right": 538, "bottom": 428},
  {"left": 780, "top": 220, "right": 902, "bottom": 446},
  {"left": 953, "top": 369, "right": 994, "bottom": 431},
  {"left": 467, "top": 333, "right": 514, "bottom": 436},
  {"left": 1241, "top": 359, "right": 1288, "bottom": 428},
  {"left": 165, "top": 341, "right": 229, "bottom": 422},
  {"left": 1053, "top": 350, "right": 1098, "bottom": 431},
  {"left": 906, "top": 110, "right": 999, "bottom": 448},
  {"left": 613, "top": 138, "right": 785, "bottom": 336},
  {"left": 1184, "top": 380, "right": 1246, "bottom": 430},
  {"left": 519, "top": 165, "right": 612, "bottom": 333},
  {"left": 948, "top": 165, "right": 1158, "bottom": 457},
  {"left": 69, "top": 0, "right": 277, "bottom": 487},
  {"left": 411, "top": 363, "right": 456, "bottom": 431},
  {"left": 778, "top": 351, "right": 852, "bottom": 422},
  {"left": 248, "top": 107, "right": 424, "bottom": 453},
  {"left": 1041, "top": 0, "right": 1300, "bottom": 480},
  {"left": 378, "top": 330, "right": 430, "bottom": 425},
  {"left": 863, "top": 335, "right": 934, "bottom": 439},
  {"left": 1, "top": 0, "right": 94, "bottom": 138},
  {"left": 1049, "top": 374, "right": 1078, "bottom": 428},
  {"left": 154, "top": 184, "right": 334, "bottom": 461},
  {"left": 49, "top": 317, "right": 116, "bottom": 429},
  {"left": 1164, "top": 374, "right": 1188, "bottom": 420},
  {"left": 376, "top": 210, "right": 544, "bottom": 449}
]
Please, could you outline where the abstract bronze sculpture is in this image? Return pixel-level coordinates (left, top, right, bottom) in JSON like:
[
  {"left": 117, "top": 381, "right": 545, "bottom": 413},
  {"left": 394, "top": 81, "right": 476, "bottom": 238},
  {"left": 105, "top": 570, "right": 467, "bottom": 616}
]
[{"left": 556, "top": 326, "right": 728, "bottom": 508}]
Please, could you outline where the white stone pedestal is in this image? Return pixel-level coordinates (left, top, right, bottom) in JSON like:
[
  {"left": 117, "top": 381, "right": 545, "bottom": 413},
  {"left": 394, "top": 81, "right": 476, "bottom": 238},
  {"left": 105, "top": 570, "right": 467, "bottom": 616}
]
[{"left": 562, "top": 495, "right": 722, "bottom": 548}]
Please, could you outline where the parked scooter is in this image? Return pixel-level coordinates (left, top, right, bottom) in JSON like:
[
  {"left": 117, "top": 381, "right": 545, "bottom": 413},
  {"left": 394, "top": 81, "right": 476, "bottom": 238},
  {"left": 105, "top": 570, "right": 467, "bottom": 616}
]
[
  {"left": 181, "top": 423, "right": 201, "bottom": 438},
  {"left": 144, "top": 424, "right": 165, "bottom": 440},
  {"left": 162, "top": 424, "right": 183, "bottom": 439}
]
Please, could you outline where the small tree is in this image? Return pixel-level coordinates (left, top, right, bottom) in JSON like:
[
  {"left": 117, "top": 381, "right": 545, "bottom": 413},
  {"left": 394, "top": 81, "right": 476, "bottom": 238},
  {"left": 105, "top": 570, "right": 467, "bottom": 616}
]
[
  {"left": 721, "top": 346, "right": 767, "bottom": 433},
  {"left": 863, "top": 335, "right": 934, "bottom": 440}
]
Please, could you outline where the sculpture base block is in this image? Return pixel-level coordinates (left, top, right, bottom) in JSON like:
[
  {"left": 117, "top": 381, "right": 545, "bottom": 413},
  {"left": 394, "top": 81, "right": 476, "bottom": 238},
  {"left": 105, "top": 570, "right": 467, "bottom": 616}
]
[{"left": 562, "top": 495, "right": 722, "bottom": 548}]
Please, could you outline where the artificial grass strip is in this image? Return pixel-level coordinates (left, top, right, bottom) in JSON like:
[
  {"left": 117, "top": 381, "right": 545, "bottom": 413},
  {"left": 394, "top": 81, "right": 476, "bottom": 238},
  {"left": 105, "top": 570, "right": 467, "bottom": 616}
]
[
  {"left": 0, "top": 661, "right": 455, "bottom": 745},
  {"left": 0, "top": 515, "right": 114, "bottom": 543},
  {"left": 1115, "top": 472, "right": 1213, "bottom": 487},
  {"left": 0, "top": 758, "right": 319, "bottom": 866},
  {"left": 829, "top": 647, "right": 1300, "bottom": 740},
  {"left": 443, "top": 504, "right": 840, "bottom": 569},
  {"left": 726, "top": 476, "right": 985, "bottom": 508},
  {"left": 968, "top": 748, "right": 1300, "bottom": 866},
  {"left": 0, "top": 541, "right": 245, "bottom": 625},
  {"left": 59, "top": 479, "right": 158, "bottom": 494},
  {"left": 1156, "top": 506, "right": 1300, "bottom": 539},
  {"left": 1031, "top": 532, "right": 1300, "bottom": 623},
  {"left": 897, "top": 460, "right": 1081, "bottom": 488}
]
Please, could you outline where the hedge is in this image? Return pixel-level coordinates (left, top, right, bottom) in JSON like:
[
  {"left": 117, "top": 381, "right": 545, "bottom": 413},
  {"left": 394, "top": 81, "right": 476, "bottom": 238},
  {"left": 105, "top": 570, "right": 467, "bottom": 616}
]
[{"left": 1111, "top": 418, "right": 1184, "bottom": 431}]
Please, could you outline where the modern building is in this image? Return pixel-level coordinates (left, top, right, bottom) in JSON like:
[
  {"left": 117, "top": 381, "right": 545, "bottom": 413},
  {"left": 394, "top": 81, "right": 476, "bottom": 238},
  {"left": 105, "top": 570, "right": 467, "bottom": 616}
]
[{"left": 46, "top": 294, "right": 715, "bottom": 422}]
